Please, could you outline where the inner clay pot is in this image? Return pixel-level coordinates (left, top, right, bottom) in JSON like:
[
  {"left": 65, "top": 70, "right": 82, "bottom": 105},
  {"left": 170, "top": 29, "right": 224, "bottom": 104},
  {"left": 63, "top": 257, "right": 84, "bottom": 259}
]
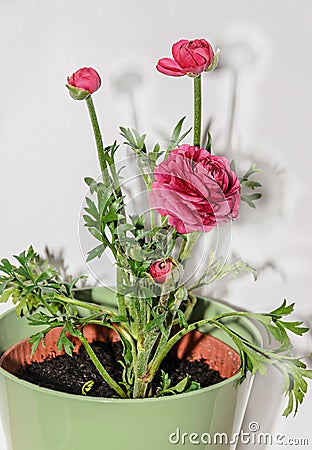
[{"left": 0, "top": 325, "right": 240, "bottom": 384}]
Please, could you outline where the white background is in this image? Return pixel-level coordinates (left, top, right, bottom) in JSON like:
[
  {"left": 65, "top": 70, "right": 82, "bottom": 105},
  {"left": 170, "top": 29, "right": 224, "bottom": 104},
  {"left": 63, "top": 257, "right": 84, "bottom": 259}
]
[{"left": 0, "top": 0, "right": 311, "bottom": 449}]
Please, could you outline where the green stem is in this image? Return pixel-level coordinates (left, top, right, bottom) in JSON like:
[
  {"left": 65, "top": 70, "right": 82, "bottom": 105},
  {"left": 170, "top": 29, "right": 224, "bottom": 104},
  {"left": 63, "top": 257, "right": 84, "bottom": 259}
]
[
  {"left": 133, "top": 329, "right": 160, "bottom": 398},
  {"left": 116, "top": 267, "right": 126, "bottom": 317},
  {"left": 53, "top": 294, "right": 113, "bottom": 316},
  {"left": 78, "top": 330, "right": 127, "bottom": 398},
  {"left": 83, "top": 320, "right": 137, "bottom": 369},
  {"left": 193, "top": 75, "right": 202, "bottom": 147},
  {"left": 85, "top": 96, "right": 109, "bottom": 185}
]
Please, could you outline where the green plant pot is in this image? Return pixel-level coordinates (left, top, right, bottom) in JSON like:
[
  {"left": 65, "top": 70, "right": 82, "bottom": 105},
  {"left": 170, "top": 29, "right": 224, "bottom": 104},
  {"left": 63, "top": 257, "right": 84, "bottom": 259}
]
[{"left": 0, "top": 288, "right": 261, "bottom": 450}]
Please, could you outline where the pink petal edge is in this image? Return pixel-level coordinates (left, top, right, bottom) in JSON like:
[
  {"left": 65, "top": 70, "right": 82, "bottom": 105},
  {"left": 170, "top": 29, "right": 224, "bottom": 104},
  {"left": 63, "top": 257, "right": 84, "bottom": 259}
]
[{"left": 156, "top": 58, "right": 186, "bottom": 77}]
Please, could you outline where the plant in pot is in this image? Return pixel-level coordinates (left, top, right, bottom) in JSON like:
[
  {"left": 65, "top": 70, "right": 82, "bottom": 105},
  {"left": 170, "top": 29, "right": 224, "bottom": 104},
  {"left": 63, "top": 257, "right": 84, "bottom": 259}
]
[{"left": 0, "top": 38, "right": 311, "bottom": 450}]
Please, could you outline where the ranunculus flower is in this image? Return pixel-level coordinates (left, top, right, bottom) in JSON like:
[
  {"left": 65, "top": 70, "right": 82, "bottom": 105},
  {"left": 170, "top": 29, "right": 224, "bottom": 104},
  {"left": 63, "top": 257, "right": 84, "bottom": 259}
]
[
  {"left": 150, "top": 145, "right": 240, "bottom": 234},
  {"left": 150, "top": 258, "right": 173, "bottom": 284},
  {"left": 157, "top": 39, "right": 215, "bottom": 77},
  {"left": 67, "top": 67, "right": 101, "bottom": 100}
]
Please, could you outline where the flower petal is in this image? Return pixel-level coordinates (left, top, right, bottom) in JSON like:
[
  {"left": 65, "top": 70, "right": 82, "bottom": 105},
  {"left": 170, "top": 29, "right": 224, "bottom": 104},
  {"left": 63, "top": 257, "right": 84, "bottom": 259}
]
[
  {"left": 172, "top": 40, "right": 189, "bottom": 61},
  {"left": 156, "top": 58, "right": 186, "bottom": 77}
]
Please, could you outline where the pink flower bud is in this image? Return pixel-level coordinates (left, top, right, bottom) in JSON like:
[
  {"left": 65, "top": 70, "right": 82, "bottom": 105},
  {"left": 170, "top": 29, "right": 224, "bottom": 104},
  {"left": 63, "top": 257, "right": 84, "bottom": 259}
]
[
  {"left": 150, "top": 258, "right": 173, "bottom": 284},
  {"left": 157, "top": 39, "right": 215, "bottom": 77},
  {"left": 67, "top": 67, "right": 101, "bottom": 100}
]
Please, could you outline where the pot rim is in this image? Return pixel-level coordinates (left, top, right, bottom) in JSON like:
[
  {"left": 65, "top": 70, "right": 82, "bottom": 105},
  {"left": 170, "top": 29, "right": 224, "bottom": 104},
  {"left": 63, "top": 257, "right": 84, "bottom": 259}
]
[{"left": 0, "top": 303, "right": 261, "bottom": 404}]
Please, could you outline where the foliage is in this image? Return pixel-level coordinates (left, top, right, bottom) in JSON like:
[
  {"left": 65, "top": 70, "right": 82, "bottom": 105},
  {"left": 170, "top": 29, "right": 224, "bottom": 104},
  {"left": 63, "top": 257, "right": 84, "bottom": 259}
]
[
  {"left": 1, "top": 249, "right": 311, "bottom": 414},
  {"left": 156, "top": 370, "right": 201, "bottom": 397}
]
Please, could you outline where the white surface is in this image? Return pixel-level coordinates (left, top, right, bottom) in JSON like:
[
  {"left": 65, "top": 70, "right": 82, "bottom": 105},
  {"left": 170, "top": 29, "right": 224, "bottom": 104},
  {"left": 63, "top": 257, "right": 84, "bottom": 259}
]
[{"left": 1, "top": 1, "right": 312, "bottom": 449}]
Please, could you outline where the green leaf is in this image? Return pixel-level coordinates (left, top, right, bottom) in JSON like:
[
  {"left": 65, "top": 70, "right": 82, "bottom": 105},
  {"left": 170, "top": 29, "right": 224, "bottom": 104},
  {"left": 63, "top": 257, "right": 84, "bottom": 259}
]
[
  {"left": 27, "top": 312, "right": 54, "bottom": 326},
  {"left": 168, "top": 117, "right": 185, "bottom": 146},
  {"left": 83, "top": 214, "right": 98, "bottom": 228},
  {"left": 86, "top": 244, "right": 106, "bottom": 262},
  {"left": 109, "top": 315, "right": 128, "bottom": 323},
  {"left": 0, "top": 258, "right": 13, "bottom": 275},
  {"left": 242, "top": 163, "right": 262, "bottom": 179},
  {"left": 239, "top": 163, "right": 262, "bottom": 208},
  {"left": 0, "top": 287, "right": 13, "bottom": 303},
  {"left": 270, "top": 300, "right": 295, "bottom": 317},
  {"left": 172, "top": 375, "right": 190, "bottom": 393},
  {"left": 265, "top": 323, "right": 290, "bottom": 351},
  {"left": 230, "top": 159, "right": 236, "bottom": 172},
  {"left": 36, "top": 270, "right": 57, "bottom": 284},
  {"left": 185, "top": 380, "right": 201, "bottom": 393},
  {"left": 278, "top": 320, "right": 309, "bottom": 336},
  {"left": 84, "top": 177, "right": 95, "bottom": 187},
  {"left": 167, "top": 117, "right": 192, "bottom": 152},
  {"left": 56, "top": 324, "right": 75, "bottom": 356},
  {"left": 205, "top": 132, "right": 212, "bottom": 152},
  {"left": 145, "top": 312, "right": 167, "bottom": 333},
  {"left": 174, "top": 285, "right": 188, "bottom": 302},
  {"left": 28, "top": 331, "right": 46, "bottom": 357},
  {"left": 156, "top": 372, "right": 200, "bottom": 397},
  {"left": 101, "top": 209, "right": 120, "bottom": 226},
  {"left": 120, "top": 127, "right": 146, "bottom": 152},
  {"left": 159, "top": 370, "right": 171, "bottom": 391},
  {"left": 177, "top": 310, "right": 189, "bottom": 329},
  {"left": 205, "top": 48, "right": 220, "bottom": 72},
  {"left": 15, "top": 297, "right": 29, "bottom": 316},
  {"left": 241, "top": 180, "right": 262, "bottom": 190},
  {"left": 40, "top": 286, "right": 58, "bottom": 298},
  {"left": 241, "top": 193, "right": 262, "bottom": 208},
  {"left": 283, "top": 391, "right": 294, "bottom": 417},
  {"left": 88, "top": 227, "right": 103, "bottom": 242},
  {"left": 85, "top": 197, "right": 99, "bottom": 220},
  {"left": 0, "top": 280, "right": 9, "bottom": 295}
]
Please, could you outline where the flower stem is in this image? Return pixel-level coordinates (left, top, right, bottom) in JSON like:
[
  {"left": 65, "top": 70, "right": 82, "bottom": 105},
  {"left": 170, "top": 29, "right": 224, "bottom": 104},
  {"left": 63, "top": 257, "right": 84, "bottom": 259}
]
[
  {"left": 116, "top": 267, "right": 126, "bottom": 317},
  {"left": 193, "top": 75, "right": 202, "bottom": 147},
  {"left": 85, "top": 96, "right": 109, "bottom": 185},
  {"left": 133, "top": 329, "right": 160, "bottom": 398},
  {"left": 77, "top": 330, "right": 127, "bottom": 398}
]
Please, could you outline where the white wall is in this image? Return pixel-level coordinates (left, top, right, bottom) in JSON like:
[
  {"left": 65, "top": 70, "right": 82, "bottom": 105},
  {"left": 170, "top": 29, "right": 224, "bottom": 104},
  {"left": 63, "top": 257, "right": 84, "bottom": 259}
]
[{"left": 1, "top": 1, "right": 311, "bottom": 449}]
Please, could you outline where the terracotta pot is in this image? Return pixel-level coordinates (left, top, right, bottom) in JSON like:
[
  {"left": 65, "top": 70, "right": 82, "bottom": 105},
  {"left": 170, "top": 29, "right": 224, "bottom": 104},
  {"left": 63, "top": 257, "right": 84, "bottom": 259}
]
[
  {"left": 0, "top": 288, "right": 261, "bottom": 450},
  {"left": 0, "top": 325, "right": 240, "bottom": 380}
]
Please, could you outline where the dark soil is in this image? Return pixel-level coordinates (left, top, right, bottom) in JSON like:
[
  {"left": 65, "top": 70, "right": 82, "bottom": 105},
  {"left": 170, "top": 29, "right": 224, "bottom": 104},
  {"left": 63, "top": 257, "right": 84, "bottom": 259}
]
[{"left": 18, "top": 340, "right": 225, "bottom": 398}]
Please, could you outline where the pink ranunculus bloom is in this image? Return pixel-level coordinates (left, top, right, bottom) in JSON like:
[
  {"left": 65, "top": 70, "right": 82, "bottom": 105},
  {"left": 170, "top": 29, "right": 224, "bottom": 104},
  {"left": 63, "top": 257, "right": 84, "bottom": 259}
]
[
  {"left": 157, "top": 39, "right": 214, "bottom": 77},
  {"left": 150, "top": 145, "right": 241, "bottom": 234},
  {"left": 68, "top": 67, "right": 101, "bottom": 94},
  {"left": 150, "top": 258, "right": 173, "bottom": 284}
]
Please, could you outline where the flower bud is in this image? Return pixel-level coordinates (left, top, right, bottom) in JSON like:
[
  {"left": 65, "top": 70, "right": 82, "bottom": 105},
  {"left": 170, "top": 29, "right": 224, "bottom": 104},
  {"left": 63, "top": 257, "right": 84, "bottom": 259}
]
[
  {"left": 157, "top": 39, "right": 215, "bottom": 77},
  {"left": 150, "top": 258, "right": 174, "bottom": 284},
  {"left": 66, "top": 67, "right": 101, "bottom": 100}
]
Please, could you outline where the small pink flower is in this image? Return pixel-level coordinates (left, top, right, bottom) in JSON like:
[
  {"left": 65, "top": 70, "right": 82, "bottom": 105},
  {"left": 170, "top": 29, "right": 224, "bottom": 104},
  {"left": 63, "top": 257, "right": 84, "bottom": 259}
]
[
  {"left": 157, "top": 39, "right": 214, "bottom": 77},
  {"left": 67, "top": 67, "right": 101, "bottom": 100},
  {"left": 150, "top": 145, "right": 241, "bottom": 234},
  {"left": 68, "top": 67, "right": 101, "bottom": 93},
  {"left": 150, "top": 258, "right": 173, "bottom": 284}
]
